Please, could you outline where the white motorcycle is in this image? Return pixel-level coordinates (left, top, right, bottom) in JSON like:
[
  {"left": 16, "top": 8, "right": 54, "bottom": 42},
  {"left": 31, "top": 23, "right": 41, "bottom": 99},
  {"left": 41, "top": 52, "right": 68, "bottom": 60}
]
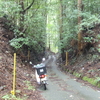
[{"left": 30, "top": 61, "right": 47, "bottom": 90}]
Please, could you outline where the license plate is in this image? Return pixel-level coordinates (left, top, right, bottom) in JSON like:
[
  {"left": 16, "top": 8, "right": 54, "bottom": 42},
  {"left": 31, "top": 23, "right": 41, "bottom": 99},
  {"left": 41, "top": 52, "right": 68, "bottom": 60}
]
[{"left": 40, "top": 69, "right": 44, "bottom": 72}]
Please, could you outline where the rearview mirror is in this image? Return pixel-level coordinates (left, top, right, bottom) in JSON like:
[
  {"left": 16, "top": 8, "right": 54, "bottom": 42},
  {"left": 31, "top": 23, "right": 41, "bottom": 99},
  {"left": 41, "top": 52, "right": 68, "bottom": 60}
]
[{"left": 29, "top": 61, "right": 32, "bottom": 65}]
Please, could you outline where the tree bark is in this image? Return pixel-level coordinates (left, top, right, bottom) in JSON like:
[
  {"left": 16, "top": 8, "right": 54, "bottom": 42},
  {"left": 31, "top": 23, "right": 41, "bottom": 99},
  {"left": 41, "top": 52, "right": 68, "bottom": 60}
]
[
  {"left": 77, "top": 0, "right": 83, "bottom": 54},
  {"left": 23, "top": 0, "right": 35, "bottom": 13},
  {"left": 19, "top": 0, "right": 35, "bottom": 31},
  {"left": 58, "top": 0, "right": 66, "bottom": 60}
]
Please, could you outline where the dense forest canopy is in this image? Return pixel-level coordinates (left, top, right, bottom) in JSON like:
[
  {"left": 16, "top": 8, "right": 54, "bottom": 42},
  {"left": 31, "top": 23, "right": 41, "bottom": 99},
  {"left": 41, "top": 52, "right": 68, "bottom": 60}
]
[{"left": 0, "top": 0, "right": 100, "bottom": 61}]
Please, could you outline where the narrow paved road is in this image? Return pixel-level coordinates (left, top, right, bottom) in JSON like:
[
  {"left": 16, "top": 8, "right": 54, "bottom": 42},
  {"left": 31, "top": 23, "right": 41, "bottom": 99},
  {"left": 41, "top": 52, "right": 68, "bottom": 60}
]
[{"left": 40, "top": 55, "right": 100, "bottom": 100}]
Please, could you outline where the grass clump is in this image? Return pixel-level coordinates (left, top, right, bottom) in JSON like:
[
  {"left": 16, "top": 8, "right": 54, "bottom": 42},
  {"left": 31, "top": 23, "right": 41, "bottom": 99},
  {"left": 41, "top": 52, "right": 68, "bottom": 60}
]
[
  {"left": 2, "top": 94, "right": 27, "bottom": 100},
  {"left": 82, "top": 76, "right": 100, "bottom": 88}
]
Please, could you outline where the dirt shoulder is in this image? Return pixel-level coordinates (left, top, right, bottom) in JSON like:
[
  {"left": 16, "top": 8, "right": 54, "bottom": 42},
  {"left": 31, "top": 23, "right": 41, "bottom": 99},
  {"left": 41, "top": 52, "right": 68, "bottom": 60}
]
[
  {"left": 0, "top": 43, "right": 45, "bottom": 100},
  {"left": 0, "top": 33, "right": 45, "bottom": 100},
  {"left": 59, "top": 53, "right": 100, "bottom": 89}
]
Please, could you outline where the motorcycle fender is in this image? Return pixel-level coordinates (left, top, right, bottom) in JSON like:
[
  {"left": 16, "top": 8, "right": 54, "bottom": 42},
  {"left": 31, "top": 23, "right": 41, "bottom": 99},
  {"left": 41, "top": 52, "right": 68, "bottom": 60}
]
[
  {"left": 41, "top": 78, "right": 46, "bottom": 83},
  {"left": 43, "top": 80, "right": 46, "bottom": 84}
]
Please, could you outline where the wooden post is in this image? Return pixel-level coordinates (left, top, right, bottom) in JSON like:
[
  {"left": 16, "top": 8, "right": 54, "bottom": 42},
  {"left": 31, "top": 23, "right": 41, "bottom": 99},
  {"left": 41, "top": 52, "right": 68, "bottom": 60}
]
[
  {"left": 65, "top": 52, "right": 68, "bottom": 66},
  {"left": 11, "top": 53, "right": 16, "bottom": 95},
  {"left": 78, "top": 32, "right": 82, "bottom": 53},
  {"left": 28, "top": 50, "right": 30, "bottom": 61}
]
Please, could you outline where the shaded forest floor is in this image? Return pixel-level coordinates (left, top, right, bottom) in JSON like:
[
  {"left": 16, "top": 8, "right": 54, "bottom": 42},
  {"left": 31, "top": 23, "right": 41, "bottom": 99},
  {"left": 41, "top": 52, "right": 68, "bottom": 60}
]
[
  {"left": 0, "top": 20, "right": 45, "bottom": 100},
  {"left": 0, "top": 37, "right": 46, "bottom": 100}
]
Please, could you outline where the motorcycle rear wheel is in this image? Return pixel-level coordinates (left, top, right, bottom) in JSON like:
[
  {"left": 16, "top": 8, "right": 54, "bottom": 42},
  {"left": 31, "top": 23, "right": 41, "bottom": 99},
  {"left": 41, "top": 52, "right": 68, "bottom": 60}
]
[{"left": 43, "top": 84, "right": 47, "bottom": 90}]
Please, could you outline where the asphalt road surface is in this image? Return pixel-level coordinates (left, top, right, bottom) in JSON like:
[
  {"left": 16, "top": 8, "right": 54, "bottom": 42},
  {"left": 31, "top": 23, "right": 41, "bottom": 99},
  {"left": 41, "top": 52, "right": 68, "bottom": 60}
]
[{"left": 39, "top": 55, "right": 100, "bottom": 100}]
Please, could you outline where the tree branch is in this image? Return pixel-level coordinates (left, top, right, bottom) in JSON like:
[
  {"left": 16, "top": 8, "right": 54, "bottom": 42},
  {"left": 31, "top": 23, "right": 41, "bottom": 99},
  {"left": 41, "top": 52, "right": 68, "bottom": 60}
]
[
  {"left": 24, "top": 0, "right": 35, "bottom": 13},
  {"left": 30, "top": 6, "right": 40, "bottom": 18},
  {"left": 21, "top": 26, "right": 27, "bottom": 33}
]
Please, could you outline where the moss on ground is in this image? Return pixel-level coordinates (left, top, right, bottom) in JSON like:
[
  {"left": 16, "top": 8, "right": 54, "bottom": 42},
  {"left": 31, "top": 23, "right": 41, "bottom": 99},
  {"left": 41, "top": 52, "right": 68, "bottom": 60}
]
[{"left": 67, "top": 69, "right": 100, "bottom": 88}]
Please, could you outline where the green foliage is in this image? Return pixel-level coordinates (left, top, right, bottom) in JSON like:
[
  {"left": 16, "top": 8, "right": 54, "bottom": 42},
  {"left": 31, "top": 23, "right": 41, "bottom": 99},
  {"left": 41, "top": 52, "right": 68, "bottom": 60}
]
[
  {"left": 83, "top": 37, "right": 93, "bottom": 43},
  {"left": 0, "top": 0, "right": 100, "bottom": 56},
  {"left": 97, "top": 45, "right": 100, "bottom": 52},
  {"left": 83, "top": 0, "right": 100, "bottom": 14},
  {"left": 0, "top": 1, "right": 22, "bottom": 22},
  {"left": 24, "top": 81, "right": 35, "bottom": 90},
  {"left": 88, "top": 69, "right": 95, "bottom": 73},
  {"left": 97, "top": 34, "right": 100, "bottom": 39},
  {"left": 82, "top": 76, "right": 100, "bottom": 87},
  {"left": 83, "top": 76, "right": 96, "bottom": 85},
  {"left": 95, "top": 77, "right": 100, "bottom": 83},
  {"left": 0, "top": 0, "right": 47, "bottom": 55},
  {"left": 54, "top": 0, "right": 100, "bottom": 54},
  {"left": 92, "top": 54, "right": 99, "bottom": 61},
  {"left": 80, "top": 13, "right": 100, "bottom": 31},
  {"left": 2, "top": 94, "right": 10, "bottom": 100},
  {"left": 2, "top": 94, "right": 27, "bottom": 100},
  {"left": 70, "top": 71, "right": 100, "bottom": 88},
  {"left": 73, "top": 72, "right": 82, "bottom": 78},
  {"left": 10, "top": 37, "right": 30, "bottom": 49}
]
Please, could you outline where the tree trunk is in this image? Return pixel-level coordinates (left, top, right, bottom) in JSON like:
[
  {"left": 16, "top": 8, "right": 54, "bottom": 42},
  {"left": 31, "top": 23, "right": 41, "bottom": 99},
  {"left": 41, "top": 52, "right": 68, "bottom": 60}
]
[
  {"left": 77, "top": 0, "right": 83, "bottom": 54},
  {"left": 78, "top": 0, "right": 82, "bottom": 25},
  {"left": 19, "top": 0, "right": 35, "bottom": 32},
  {"left": 19, "top": 0, "right": 25, "bottom": 31},
  {"left": 58, "top": 0, "right": 66, "bottom": 60}
]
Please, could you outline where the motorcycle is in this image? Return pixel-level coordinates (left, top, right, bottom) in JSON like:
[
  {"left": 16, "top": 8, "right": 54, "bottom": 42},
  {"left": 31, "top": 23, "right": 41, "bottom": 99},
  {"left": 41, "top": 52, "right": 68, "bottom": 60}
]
[{"left": 30, "top": 61, "right": 47, "bottom": 90}]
